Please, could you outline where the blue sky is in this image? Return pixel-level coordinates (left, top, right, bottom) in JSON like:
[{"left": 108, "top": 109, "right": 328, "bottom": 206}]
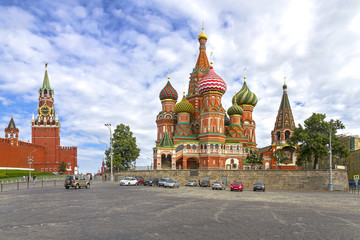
[{"left": 1, "top": 0, "right": 360, "bottom": 174}]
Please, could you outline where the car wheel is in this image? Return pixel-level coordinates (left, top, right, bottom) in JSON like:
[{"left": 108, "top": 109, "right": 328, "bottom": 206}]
[
  {"left": 75, "top": 184, "right": 79, "bottom": 189},
  {"left": 65, "top": 186, "right": 69, "bottom": 189},
  {"left": 263, "top": 189, "right": 265, "bottom": 192},
  {"left": 87, "top": 183, "right": 90, "bottom": 189},
  {"left": 240, "top": 190, "right": 243, "bottom": 192}
]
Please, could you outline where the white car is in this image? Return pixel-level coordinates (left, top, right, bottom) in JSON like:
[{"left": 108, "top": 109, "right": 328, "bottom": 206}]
[{"left": 119, "top": 177, "right": 138, "bottom": 186}]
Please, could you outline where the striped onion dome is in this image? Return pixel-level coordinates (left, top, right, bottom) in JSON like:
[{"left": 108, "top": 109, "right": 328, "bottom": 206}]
[
  {"left": 197, "top": 66, "right": 227, "bottom": 95},
  {"left": 159, "top": 79, "right": 178, "bottom": 101},
  {"left": 236, "top": 81, "right": 258, "bottom": 107},
  {"left": 227, "top": 100, "right": 243, "bottom": 116},
  {"left": 175, "top": 95, "right": 194, "bottom": 114}
]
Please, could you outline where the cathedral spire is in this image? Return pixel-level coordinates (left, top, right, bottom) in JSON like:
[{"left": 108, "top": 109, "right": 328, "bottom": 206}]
[
  {"left": 272, "top": 79, "right": 296, "bottom": 144},
  {"left": 42, "top": 63, "right": 51, "bottom": 90}
]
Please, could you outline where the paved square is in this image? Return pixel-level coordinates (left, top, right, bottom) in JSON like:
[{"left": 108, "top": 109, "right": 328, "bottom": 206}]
[{"left": 0, "top": 181, "right": 359, "bottom": 239}]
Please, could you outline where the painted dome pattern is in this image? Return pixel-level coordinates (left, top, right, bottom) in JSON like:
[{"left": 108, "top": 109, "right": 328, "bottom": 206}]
[
  {"left": 175, "top": 96, "right": 194, "bottom": 114},
  {"left": 227, "top": 101, "right": 243, "bottom": 116},
  {"left": 159, "top": 80, "right": 178, "bottom": 101},
  {"left": 197, "top": 66, "right": 227, "bottom": 95},
  {"left": 236, "top": 82, "right": 258, "bottom": 107}
]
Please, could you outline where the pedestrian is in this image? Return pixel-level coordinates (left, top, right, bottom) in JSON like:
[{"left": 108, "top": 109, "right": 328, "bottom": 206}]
[
  {"left": 198, "top": 179, "right": 200, "bottom": 186},
  {"left": 33, "top": 175, "right": 36, "bottom": 185}
]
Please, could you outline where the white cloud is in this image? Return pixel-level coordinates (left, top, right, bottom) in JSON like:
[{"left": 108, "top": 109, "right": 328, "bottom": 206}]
[{"left": 0, "top": 0, "right": 359, "bottom": 174}]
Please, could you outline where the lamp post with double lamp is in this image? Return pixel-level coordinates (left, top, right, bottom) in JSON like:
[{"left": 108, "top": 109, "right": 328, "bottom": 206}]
[
  {"left": 27, "top": 156, "right": 33, "bottom": 181},
  {"left": 328, "top": 130, "right": 333, "bottom": 192},
  {"left": 104, "top": 124, "right": 114, "bottom": 181},
  {"left": 99, "top": 140, "right": 108, "bottom": 173}
]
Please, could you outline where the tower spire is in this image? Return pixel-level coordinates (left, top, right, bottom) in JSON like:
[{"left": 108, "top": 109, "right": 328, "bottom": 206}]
[{"left": 42, "top": 63, "right": 51, "bottom": 90}]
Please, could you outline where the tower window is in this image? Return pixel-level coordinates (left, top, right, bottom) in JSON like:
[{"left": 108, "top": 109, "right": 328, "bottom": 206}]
[
  {"left": 276, "top": 131, "right": 281, "bottom": 141},
  {"left": 285, "top": 131, "right": 291, "bottom": 140}
]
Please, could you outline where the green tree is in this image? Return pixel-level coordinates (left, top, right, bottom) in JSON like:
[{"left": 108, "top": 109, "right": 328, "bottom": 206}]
[
  {"left": 105, "top": 124, "right": 140, "bottom": 170},
  {"left": 270, "top": 149, "right": 289, "bottom": 169},
  {"left": 287, "top": 113, "right": 349, "bottom": 169},
  {"left": 246, "top": 153, "right": 263, "bottom": 169},
  {"left": 59, "top": 161, "right": 67, "bottom": 173}
]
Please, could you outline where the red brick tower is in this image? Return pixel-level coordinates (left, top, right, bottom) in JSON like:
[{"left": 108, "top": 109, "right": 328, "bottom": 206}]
[
  {"left": 31, "top": 64, "right": 61, "bottom": 165},
  {"left": 5, "top": 116, "right": 19, "bottom": 145}
]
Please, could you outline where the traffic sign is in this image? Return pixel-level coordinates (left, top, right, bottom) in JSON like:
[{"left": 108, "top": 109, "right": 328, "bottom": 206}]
[{"left": 354, "top": 175, "right": 359, "bottom": 180}]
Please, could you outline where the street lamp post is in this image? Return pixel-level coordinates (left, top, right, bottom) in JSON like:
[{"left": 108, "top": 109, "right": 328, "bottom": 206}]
[
  {"left": 105, "top": 124, "right": 114, "bottom": 181},
  {"left": 28, "top": 156, "right": 33, "bottom": 181},
  {"left": 328, "top": 130, "right": 333, "bottom": 191}
]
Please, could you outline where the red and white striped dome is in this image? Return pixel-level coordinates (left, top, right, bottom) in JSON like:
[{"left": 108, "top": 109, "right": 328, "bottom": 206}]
[{"left": 198, "top": 66, "right": 227, "bottom": 95}]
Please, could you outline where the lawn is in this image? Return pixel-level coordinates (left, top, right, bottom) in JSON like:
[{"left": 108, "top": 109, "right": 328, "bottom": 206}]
[{"left": 0, "top": 169, "right": 56, "bottom": 179}]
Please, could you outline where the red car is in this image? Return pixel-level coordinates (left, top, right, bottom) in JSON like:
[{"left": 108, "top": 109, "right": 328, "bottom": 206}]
[
  {"left": 230, "top": 181, "right": 244, "bottom": 191},
  {"left": 135, "top": 176, "right": 144, "bottom": 185}
]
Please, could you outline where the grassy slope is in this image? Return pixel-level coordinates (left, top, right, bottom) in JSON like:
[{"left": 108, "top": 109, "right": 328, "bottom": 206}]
[{"left": 0, "top": 169, "right": 56, "bottom": 179}]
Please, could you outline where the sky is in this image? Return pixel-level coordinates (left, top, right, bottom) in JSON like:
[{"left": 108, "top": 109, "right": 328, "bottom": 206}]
[{"left": 0, "top": 0, "right": 359, "bottom": 174}]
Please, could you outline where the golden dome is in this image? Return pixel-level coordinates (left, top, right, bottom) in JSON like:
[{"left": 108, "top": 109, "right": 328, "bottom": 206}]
[{"left": 198, "top": 28, "right": 207, "bottom": 41}]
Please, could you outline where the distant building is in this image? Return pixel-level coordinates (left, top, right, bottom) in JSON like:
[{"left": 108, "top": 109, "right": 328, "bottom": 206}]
[{"left": 0, "top": 65, "right": 77, "bottom": 174}]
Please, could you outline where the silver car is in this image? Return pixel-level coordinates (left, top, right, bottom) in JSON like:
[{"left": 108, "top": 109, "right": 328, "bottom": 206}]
[
  {"left": 158, "top": 177, "right": 172, "bottom": 187},
  {"left": 164, "top": 179, "right": 180, "bottom": 188},
  {"left": 212, "top": 181, "right": 226, "bottom": 190},
  {"left": 186, "top": 180, "right": 198, "bottom": 187}
]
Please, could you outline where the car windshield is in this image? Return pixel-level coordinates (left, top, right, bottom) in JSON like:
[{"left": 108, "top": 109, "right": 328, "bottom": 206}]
[
  {"left": 160, "top": 178, "right": 169, "bottom": 182},
  {"left": 168, "top": 180, "right": 175, "bottom": 183},
  {"left": 214, "top": 182, "right": 221, "bottom": 184},
  {"left": 66, "top": 176, "right": 73, "bottom": 180},
  {"left": 255, "top": 182, "right": 264, "bottom": 185},
  {"left": 188, "top": 180, "right": 195, "bottom": 182},
  {"left": 201, "top": 180, "right": 208, "bottom": 183},
  {"left": 232, "top": 182, "right": 242, "bottom": 185},
  {"left": 124, "top": 177, "right": 132, "bottom": 180},
  {"left": 146, "top": 178, "right": 154, "bottom": 181}
]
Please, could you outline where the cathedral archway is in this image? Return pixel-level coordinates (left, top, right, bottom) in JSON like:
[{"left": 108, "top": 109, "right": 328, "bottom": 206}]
[
  {"left": 186, "top": 158, "right": 199, "bottom": 169},
  {"left": 161, "top": 154, "right": 172, "bottom": 169}
]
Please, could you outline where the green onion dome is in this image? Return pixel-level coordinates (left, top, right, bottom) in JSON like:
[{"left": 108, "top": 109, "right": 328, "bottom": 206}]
[
  {"left": 175, "top": 94, "right": 194, "bottom": 114},
  {"left": 227, "top": 100, "right": 243, "bottom": 116},
  {"left": 236, "top": 81, "right": 258, "bottom": 107},
  {"left": 159, "top": 79, "right": 178, "bottom": 101}
]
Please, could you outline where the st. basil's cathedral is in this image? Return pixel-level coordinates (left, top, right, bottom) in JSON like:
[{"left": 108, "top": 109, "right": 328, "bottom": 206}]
[{"left": 154, "top": 28, "right": 298, "bottom": 170}]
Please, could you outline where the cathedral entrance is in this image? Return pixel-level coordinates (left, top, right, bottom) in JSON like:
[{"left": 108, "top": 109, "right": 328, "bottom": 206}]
[
  {"left": 161, "top": 154, "right": 172, "bottom": 169},
  {"left": 187, "top": 158, "right": 199, "bottom": 169}
]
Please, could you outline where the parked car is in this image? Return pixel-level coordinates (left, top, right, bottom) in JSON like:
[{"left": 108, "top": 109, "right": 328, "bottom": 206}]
[
  {"left": 119, "top": 177, "right": 138, "bottom": 186},
  {"left": 135, "top": 176, "right": 145, "bottom": 185},
  {"left": 212, "top": 181, "right": 226, "bottom": 190},
  {"left": 200, "top": 180, "right": 210, "bottom": 187},
  {"left": 144, "top": 177, "right": 159, "bottom": 186},
  {"left": 64, "top": 175, "right": 90, "bottom": 189},
  {"left": 186, "top": 179, "right": 198, "bottom": 187},
  {"left": 253, "top": 182, "right": 265, "bottom": 192},
  {"left": 158, "top": 177, "right": 172, "bottom": 187},
  {"left": 230, "top": 181, "right": 244, "bottom": 191},
  {"left": 164, "top": 179, "right": 180, "bottom": 188}
]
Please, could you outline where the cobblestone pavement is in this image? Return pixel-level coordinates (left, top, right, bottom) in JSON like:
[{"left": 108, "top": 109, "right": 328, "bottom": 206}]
[{"left": 0, "top": 181, "right": 359, "bottom": 240}]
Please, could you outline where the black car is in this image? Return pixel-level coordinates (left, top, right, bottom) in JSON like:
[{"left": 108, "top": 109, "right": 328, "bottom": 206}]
[
  {"left": 144, "top": 177, "right": 159, "bottom": 186},
  {"left": 253, "top": 182, "right": 265, "bottom": 191},
  {"left": 200, "top": 180, "right": 210, "bottom": 187}
]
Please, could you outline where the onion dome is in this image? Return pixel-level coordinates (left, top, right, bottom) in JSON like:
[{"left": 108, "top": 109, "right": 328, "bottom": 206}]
[
  {"left": 225, "top": 114, "right": 230, "bottom": 126},
  {"left": 159, "top": 77, "right": 178, "bottom": 101},
  {"left": 198, "top": 66, "right": 227, "bottom": 95},
  {"left": 175, "top": 93, "right": 194, "bottom": 114},
  {"left": 198, "top": 27, "right": 208, "bottom": 41},
  {"left": 236, "top": 81, "right": 258, "bottom": 107},
  {"left": 227, "top": 101, "right": 243, "bottom": 116}
]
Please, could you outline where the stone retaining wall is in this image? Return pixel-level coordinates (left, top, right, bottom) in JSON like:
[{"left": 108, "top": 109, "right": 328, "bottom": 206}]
[{"left": 108, "top": 169, "right": 349, "bottom": 191}]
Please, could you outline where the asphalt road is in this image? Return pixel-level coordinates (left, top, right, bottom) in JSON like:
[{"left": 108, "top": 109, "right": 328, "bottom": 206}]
[{"left": 0, "top": 181, "right": 359, "bottom": 240}]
